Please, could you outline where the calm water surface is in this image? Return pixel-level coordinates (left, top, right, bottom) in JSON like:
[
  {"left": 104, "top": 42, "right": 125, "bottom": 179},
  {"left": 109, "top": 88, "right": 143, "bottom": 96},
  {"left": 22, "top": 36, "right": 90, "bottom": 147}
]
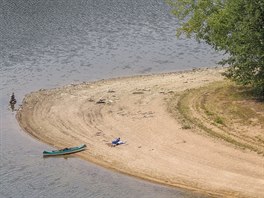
[{"left": 0, "top": 0, "right": 222, "bottom": 197}]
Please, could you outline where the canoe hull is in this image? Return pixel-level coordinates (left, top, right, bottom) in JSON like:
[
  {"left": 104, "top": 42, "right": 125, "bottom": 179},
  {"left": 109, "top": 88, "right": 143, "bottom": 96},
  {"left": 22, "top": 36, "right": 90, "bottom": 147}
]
[{"left": 43, "top": 144, "right": 86, "bottom": 157}]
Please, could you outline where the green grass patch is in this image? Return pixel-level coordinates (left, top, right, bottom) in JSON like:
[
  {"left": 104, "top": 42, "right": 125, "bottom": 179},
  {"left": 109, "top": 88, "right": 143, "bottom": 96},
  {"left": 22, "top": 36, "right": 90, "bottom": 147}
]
[
  {"left": 167, "top": 80, "right": 264, "bottom": 155},
  {"left": 214, "top": 116, "right": 224, "bottom": 125}
]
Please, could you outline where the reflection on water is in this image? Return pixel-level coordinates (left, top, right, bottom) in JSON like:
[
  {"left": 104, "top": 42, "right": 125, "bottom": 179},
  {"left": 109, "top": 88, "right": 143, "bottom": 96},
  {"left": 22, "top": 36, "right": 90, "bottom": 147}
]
[
  {"left": 42, "top": 155, "right": 77, "bottom": 160},
  {"left": 0, "top": 0, "right": 220, "bottom": 197},
  {"left": 9, "top": 103, "right": 15, "bottom": 112}
]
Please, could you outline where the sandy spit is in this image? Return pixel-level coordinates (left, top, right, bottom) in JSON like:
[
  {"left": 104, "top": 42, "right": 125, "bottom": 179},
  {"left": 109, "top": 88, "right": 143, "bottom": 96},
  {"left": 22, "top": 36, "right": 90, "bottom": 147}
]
[{"left": 17, "top": 68, "right": 264, "bottom": 198}]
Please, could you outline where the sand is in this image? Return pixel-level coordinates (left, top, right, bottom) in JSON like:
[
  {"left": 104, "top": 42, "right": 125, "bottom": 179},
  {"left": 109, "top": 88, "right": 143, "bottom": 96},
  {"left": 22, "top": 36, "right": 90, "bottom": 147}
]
[{"left": 17, "top": 68, "right": 264, "bottom": 198}]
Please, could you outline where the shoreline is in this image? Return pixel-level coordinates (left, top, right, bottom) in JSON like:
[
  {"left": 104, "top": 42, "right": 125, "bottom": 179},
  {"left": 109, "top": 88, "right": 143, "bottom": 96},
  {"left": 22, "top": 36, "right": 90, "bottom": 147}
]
[{"left": 16, "top": 67, "right": 264, "bottom": 198}]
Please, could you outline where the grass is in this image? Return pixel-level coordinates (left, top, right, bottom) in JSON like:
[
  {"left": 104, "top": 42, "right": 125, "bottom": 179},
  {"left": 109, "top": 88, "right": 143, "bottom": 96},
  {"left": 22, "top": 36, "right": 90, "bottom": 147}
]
[
  {"left": 167, "top": 81, "right": 264, "bottom": 155},
  {"left": 182, "top": 123, "right": 192, "bottom": 129},
  {"left": 214, "top": 116, "right": 224, "bottom": 125}
]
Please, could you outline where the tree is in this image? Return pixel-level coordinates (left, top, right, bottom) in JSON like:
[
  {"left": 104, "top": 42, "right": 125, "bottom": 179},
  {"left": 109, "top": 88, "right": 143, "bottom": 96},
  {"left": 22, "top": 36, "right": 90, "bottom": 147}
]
[{"left": 167, "top": 0, "right": 264, "bottom": 96}]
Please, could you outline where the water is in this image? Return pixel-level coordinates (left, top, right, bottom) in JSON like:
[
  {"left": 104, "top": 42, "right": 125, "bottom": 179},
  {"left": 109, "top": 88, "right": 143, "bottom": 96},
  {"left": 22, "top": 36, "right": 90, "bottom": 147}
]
[{"left": 0, "top": 0, "right": 222, "bottom": 197}]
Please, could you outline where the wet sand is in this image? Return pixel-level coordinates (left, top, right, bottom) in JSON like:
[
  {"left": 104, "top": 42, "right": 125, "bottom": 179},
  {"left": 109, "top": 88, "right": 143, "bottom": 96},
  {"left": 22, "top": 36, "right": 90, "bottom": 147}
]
[{"left": 17, "top": 68, "right": 264, "bottom": 198}]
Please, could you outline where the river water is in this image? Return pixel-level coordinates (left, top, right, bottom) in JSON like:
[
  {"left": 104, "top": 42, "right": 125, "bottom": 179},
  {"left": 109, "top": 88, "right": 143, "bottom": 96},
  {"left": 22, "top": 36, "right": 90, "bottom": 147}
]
[{"left": 0, "top": 0, "right": 222, "bottom": 197}]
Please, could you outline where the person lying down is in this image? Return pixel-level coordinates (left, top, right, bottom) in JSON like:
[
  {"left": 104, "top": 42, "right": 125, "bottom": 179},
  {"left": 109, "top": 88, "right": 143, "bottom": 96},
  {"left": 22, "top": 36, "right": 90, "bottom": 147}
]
[{"left": 112, "top": 137, "right": 126, "bottom": 146}]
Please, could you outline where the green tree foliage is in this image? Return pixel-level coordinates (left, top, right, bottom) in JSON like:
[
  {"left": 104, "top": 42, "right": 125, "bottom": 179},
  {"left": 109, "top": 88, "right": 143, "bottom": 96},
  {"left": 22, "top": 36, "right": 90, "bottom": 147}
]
[{"left": 167, "top": 0, "right": 264, "bottom": 96}]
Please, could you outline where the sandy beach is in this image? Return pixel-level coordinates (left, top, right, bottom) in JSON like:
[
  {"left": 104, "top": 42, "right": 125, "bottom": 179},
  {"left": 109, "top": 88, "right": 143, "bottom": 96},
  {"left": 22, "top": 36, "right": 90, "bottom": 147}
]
[{"left": 17, "top": 68, "right": 264, "bottom": 198}]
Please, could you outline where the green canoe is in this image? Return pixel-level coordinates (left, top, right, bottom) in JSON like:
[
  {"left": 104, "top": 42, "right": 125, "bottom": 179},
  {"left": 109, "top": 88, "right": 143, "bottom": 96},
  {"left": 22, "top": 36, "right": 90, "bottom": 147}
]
[{"left": 43, "top": 144, "right": 86, "bottom": 157}]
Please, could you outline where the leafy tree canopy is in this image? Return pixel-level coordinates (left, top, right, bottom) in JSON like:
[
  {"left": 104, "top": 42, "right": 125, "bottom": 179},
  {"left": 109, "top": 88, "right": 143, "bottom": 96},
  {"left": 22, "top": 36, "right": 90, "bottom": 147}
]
[{"left": 167, "top": 0, "right": 264, "bottom": 96}]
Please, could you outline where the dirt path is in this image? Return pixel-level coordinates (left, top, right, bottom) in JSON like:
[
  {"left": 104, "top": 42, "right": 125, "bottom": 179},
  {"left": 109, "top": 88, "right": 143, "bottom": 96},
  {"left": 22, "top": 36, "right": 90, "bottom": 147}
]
[{"left": 17, "top": 68, "right": 264, "bottom": 197}]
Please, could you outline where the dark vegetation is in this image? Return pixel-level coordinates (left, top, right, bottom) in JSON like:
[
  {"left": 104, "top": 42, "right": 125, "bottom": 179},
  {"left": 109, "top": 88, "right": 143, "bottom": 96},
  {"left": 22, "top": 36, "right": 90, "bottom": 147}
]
[{"left": 167, "top": 0, "right": 264, "bottom": 97}]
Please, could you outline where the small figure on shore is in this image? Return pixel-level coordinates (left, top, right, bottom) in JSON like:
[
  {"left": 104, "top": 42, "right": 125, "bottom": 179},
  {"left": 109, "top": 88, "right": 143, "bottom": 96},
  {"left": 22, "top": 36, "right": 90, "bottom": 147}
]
[
  {"left": 10, "top": 92, "right": 17, "bottom": 105},
  {"left": 111, "top": 137, "right": 125, "bottom": 147},
  {"left": 112, "top": 137, "right": 120, "bottom": 145}
]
